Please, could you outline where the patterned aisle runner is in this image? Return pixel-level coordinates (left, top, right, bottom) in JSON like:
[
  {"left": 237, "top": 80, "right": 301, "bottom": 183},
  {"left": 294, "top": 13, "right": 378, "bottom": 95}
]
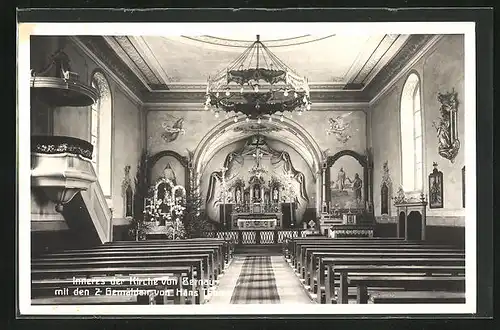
[{"left": 230, "top": 256, "right": 280, "bottom": 304}]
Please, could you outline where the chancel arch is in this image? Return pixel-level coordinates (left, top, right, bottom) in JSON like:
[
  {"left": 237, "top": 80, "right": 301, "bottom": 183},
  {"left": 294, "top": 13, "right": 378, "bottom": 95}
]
[
  {"left": 193, "top": 115, "right": 323, "bottom": 180},
  {"left": 198, "top": 130, "right": 318, "bottom": 229}
]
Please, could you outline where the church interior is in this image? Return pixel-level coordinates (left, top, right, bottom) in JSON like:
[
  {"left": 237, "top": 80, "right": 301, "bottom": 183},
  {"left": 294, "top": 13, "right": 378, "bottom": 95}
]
[{"left": 28, "top": 33, "right": 467, "bottom": 306}]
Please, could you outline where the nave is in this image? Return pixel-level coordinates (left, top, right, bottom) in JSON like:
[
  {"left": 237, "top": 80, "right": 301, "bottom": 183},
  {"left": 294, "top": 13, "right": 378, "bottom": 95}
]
[{"left": 31, "top": 235, "right": 465, "bottom": 306}]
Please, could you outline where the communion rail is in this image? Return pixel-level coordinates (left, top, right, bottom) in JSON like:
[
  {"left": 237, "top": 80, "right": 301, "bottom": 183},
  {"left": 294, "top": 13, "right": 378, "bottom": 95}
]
[{"left": 203, "top": 229, "right": 308, "bottom": 245}]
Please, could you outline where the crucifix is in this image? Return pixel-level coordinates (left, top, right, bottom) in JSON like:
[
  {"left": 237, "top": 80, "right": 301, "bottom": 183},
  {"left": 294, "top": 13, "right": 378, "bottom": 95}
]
[{"left": 252, "top": 147, "right": 263, "bottom": 167}]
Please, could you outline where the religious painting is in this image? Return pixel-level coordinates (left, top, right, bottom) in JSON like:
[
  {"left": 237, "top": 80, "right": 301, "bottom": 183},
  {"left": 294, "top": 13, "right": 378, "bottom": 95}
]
[
  {"left": 121, "top": 165, "right": 134, "bottom": 218},
  {"left": 329, "top": 155, "right": 364, "bottom": 209},
  {"left": 380, "top": 161, "right": 392, "bottom": 215},
  {"left": 150, "top": 155, "right": 185, "bottom": 188},
  {"left": 462, "top": 165, "right": 465, "bottom": 208},
  {"left": 429, "top": 162, "right": 444, "bottom": 209}
]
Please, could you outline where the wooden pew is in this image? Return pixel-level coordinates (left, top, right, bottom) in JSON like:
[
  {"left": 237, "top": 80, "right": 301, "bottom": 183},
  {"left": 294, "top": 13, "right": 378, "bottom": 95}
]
[
  {"left": 305, "top": 247, "right": 463, "bottom": 283},
  {"left": 32, "top": 239, "right": 229, "bottom": 305},
  {"left": 309, "top": 249, "right": 464, "bottom": 290},
  {"left": 103, "top": 239, "right": 233, "bottom": 262},
  {"left": 348, "top": 276, "right": 465, "bottom": 303},
  {"left": 335, "top": 265, "right": 465, "bottom": 303},
  {"left": 289, "top": 238, "right": 406, "bottom": 264},
  {"left": 284, "top": 237, "right": 404, "bottom": 258},
  {"left": 34, "top": 253, "right": 214, "bottom": 284},
  {"left": 32, "top": 256, "right": 209, "bottom": 304},
  {"left": 32, "top": 266, "right": 194, "bottom": 305},
  {"left": 35, "top": 251, "right": 216, "bottom": 281},
  {"left": 291, "top": 239, "right": 441, "bottom": 268},
  {"left": 322, "top": 257, "right": 465, "bottom": 304},
  {"left": 42, "top": 246, "right": 224, "bottom": 277},
  {"left": 369, "top": 291, "right": 466, "bottom": 304},
  {"left": 32, "top": 272, "right": 195, "bottom": 305},
  {"left": 296, "top": 242, "right": 460, "bottom": 275}
]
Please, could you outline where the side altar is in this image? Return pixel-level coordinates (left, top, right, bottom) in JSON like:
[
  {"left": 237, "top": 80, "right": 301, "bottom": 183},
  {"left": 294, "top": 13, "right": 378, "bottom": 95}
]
[{"left": 142, "top": 176, "right": 187, "bottom": 239}]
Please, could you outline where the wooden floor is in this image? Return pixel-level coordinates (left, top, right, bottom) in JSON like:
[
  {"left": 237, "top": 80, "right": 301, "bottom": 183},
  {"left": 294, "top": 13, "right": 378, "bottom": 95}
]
[{"left": 208, "top": 255, "right": 313, "bottom": 304}]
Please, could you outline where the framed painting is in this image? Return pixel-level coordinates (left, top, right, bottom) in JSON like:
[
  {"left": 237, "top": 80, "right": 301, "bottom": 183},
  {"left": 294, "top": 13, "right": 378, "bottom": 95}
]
[{"left": 429, "top": 163, "right": 444, "bottom": 209}]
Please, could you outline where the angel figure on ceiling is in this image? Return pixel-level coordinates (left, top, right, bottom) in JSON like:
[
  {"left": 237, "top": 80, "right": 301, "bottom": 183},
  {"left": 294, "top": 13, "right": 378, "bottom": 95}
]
[
  {"left": 161, "top": 117, "right": 185, "bottom": 143},
  {"left": 326, "top": 112, "right": 353, "bottom": 144}
]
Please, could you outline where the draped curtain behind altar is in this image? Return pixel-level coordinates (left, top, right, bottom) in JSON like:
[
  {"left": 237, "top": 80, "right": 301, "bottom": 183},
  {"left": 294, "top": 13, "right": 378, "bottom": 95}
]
[{"left": 200, "top": 136, "right": 315, "bottom": 224}]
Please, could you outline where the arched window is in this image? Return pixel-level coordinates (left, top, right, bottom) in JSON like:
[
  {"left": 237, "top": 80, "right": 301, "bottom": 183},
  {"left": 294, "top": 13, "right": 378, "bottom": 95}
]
[
  {"left": 400, "top": 73, "right": 423, "bottom": 192},
  {"left": 90, "top": 71, "right": 112, "bottom": 196}
]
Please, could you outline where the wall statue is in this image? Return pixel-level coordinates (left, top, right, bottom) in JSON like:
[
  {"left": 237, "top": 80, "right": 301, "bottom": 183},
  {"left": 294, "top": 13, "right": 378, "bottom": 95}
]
[{"left": 433, "top": 89, "right": 460, "bottom": 163}]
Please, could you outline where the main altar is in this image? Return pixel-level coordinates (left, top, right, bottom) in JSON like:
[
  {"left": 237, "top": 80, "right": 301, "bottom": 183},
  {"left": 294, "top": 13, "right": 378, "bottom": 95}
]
[{"left": 227, "top": 175, "right": 284, "bottom": 230}]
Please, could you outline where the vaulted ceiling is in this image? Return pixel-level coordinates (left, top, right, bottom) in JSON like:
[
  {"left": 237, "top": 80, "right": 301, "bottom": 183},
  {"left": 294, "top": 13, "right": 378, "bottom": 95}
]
[{"left": 74, "top": 34, "right": 437, "bottom": 105}]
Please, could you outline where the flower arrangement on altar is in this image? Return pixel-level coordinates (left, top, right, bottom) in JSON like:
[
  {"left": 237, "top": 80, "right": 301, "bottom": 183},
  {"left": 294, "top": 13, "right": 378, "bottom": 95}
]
[
  {"left": 142, "top": 177, "right": 188, "bottom": 239},
  {"left": 143, "top": 197, "right": 168, "bottom": 224}
]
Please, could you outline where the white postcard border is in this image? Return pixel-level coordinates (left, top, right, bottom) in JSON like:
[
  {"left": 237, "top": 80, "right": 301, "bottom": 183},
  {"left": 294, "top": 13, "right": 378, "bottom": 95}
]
[{"left": 18, "top": 21, "right": 477, "bottom": 316}]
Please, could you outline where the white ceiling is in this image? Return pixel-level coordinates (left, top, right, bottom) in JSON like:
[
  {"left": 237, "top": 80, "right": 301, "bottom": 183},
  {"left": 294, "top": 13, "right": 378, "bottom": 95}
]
[{"left": 105, "top": 34, "right": 410, "bottom": 89}]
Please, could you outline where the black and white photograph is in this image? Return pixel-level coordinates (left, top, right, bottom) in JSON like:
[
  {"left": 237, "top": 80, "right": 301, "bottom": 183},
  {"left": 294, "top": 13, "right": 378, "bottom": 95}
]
[{"left": 18, "top": 18, "right": 481, "bottom": 316}]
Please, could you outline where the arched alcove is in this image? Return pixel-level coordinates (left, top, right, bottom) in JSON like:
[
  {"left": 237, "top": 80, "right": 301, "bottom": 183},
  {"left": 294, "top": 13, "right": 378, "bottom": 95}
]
[
  {"left": 200, "top": 135, "right": 314, "bottom": 227},
  {"left": 193, "top": 115, "right": 323, "bottom": 179},
  {"left": 147, "top": 150, "right": 190, "bottom": 194}
]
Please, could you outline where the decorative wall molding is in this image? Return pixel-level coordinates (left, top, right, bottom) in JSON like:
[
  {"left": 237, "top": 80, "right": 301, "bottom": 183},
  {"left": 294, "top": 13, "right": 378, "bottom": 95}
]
[
  {"left": 369, "top": 35, "right": 444, "bottom": 106},
  {"left": 103, "top": 36, "right": 155, "bottom": 92},
  {"left": 351, "top": 34, "right": 400, "bottom": 85},
  {"left": 143, "top": 102, "right": 370, "bottom": 111},
  {"left": 70, "top": 36, "right": 144, "bottom": 106}
]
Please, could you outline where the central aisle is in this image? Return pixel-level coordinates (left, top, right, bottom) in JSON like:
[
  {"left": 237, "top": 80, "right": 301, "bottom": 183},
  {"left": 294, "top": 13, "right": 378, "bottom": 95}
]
[{"left": 208, "top": 255, "right": 313, "bottom": 304}]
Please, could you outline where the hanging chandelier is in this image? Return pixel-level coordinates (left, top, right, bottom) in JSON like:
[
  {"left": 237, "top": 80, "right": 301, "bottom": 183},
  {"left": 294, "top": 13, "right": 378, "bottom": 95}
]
[{"left": 204, "top": 35, "right": 312, "bottom": 122}]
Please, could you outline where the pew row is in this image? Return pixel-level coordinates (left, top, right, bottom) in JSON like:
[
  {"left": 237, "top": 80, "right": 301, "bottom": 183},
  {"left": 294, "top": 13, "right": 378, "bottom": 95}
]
[
  {"left": 31, "top": 238, "right": 232, "bottom": 305},
  {"left": 286, "top": 237, "right": 466, "bottom": 304}
]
